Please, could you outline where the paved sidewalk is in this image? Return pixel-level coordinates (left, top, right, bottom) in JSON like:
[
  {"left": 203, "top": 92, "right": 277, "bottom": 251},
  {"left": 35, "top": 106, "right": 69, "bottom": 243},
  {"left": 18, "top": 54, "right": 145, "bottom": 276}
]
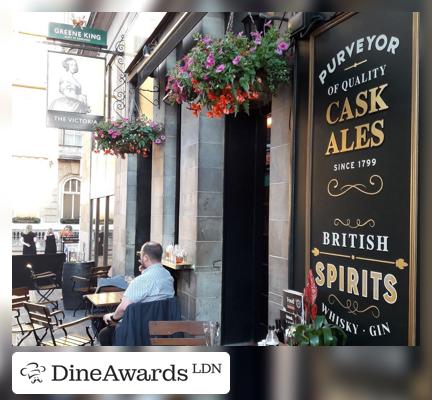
[{"left": 12, "top": 289, "right": 101, "bottom": 346}]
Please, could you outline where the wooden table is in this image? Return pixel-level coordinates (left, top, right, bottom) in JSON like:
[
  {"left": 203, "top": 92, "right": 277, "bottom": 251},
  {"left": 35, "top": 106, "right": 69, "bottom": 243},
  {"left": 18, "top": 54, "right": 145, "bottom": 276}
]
[
  {"left": 83, "top": 291, "right": 124, "bottom": 336},
  {"left": 84, "top": 291, "right": 124, "bottom": 308}
]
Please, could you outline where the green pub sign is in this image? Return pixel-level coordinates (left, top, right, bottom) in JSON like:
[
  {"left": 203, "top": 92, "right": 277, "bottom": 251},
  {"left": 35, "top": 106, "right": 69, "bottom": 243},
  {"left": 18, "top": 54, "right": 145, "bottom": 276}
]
[{"left": 48, "top": 22, "right": 107, "bottom": 48}]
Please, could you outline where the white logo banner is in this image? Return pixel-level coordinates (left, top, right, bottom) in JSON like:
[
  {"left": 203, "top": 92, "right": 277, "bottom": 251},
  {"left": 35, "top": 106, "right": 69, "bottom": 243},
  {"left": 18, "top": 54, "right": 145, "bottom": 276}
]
[{"left": 13, "top": 352, "right": 230, "bottom": 394}]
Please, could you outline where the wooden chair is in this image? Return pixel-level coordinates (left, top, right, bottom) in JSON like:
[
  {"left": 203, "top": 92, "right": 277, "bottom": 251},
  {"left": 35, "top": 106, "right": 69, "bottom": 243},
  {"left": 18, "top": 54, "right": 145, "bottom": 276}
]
[
  {"left": 71, "top": 265, "right": 111, "bottom": 316},
  {"left": 24, "top": 302, "right": 99, "bottom": 346},
  {"left": 12, "top": 287, "right": 63, "bottom": 346},
  {"left": 149, "top": 321, "right": 207, "bottom": 346},
  {"left": 26, "top": 264, "right": 60, "bottom": 308}
]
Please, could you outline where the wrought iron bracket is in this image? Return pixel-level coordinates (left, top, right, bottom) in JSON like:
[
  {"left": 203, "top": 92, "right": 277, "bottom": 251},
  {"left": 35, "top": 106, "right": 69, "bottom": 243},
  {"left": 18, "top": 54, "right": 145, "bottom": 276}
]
[
  {"left": 112, "top": 35, "right": 127, "bottom": 118},
  {"left": 138, "top": 84, "right": 160, "bottom": 108}
]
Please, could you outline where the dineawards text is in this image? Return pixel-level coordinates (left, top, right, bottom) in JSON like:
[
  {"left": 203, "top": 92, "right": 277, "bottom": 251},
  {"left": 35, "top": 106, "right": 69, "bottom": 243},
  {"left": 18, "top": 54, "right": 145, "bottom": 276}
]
[{"left": 52, "top": 364, "right": 188, "bottom": 382}]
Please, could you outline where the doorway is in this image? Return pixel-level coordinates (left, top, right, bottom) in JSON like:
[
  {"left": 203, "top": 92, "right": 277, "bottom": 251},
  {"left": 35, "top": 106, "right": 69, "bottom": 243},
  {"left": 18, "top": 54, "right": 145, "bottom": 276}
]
[{"left": 222, "top": 106, "right": 271, "bottom": 344}]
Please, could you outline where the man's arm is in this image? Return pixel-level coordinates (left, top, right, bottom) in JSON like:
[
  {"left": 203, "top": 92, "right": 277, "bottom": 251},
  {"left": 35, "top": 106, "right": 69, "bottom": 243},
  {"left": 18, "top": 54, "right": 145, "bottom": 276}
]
[{"left": 102, "top": 296, "right": 132, "bottom": 325}]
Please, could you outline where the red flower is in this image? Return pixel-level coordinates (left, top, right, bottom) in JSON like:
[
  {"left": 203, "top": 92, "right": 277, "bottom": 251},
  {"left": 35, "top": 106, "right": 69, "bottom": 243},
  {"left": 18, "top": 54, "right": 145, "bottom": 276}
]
[
  {"left": 303, "top": 269, "right": 318, "bottom": 322},
  {"left": 310, "top": 303, "right": 317, "bottom": 321},
  {"left": 190, "top": 102, "right": 202, "bottom": 117}
]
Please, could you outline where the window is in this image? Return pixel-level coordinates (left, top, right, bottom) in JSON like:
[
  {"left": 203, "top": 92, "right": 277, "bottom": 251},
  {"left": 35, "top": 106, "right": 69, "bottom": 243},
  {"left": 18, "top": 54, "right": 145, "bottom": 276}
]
[
  {"left": 62, "top": 178, "right": 81, "bottom": 219},
  {"left": 62, "top": 130, "right": 82, "bottom": 147},
  {"left": 90, "top": 195, "right": 114, "bottom": 267}
]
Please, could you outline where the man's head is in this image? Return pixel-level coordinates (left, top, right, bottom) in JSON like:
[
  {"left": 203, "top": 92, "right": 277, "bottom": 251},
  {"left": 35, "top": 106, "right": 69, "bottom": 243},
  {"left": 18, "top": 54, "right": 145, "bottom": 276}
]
[{"left": 139, "top": 241, "right": 163, "bottom": 271}]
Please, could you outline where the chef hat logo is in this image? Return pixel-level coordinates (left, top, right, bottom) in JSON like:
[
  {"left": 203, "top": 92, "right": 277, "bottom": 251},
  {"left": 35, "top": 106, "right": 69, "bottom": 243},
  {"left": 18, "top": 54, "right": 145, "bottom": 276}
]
[{"left": 20, "top": 362, "right": 46, "bottom": 383}]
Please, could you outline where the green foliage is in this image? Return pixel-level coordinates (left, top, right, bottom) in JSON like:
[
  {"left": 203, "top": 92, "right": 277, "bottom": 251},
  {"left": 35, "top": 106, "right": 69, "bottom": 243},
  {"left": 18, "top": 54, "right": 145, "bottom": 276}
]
[
  {"left": 12, "top": 217, "right": 41, "bottom": 223},
  {"left": 292, "top": 315, "right": 347, "bottom": 346},
  {"left": 60, "top": 218, "right": 80, "bottom": 224}
]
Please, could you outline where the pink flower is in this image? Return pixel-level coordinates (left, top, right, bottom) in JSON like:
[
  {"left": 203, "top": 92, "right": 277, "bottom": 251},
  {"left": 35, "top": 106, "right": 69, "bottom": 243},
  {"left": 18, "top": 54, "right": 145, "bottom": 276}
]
[
  {"left": 215, "top": 64, "right": 225, "bottom": 73},
  {"left": 160, "top": 135, "right": 166, "bottom": 141},
  {"left": 205, "top": 53, "right": 215, "bottom": 69},
  {"left": 155, "top": 138, "right": 162, "bottom": 144},
  {"left": 202, "top": 36, "right": 212, "bottom": 45},
  {"left": 250, "top": 31, "right": 262, "bottom": 45},
  {"left": 275, "top": 48, "right": 283, "bottom": 55},
  {"left": 232, "top": 55, "right": 241, "bottom": 65},
  {"left": 277, "top": 41, "right": 289, "bottom": 52}
]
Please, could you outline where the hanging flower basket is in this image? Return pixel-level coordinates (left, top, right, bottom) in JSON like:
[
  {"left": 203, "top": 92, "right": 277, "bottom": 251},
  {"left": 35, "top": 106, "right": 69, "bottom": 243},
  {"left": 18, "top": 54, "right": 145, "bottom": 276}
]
[
  {"left": 165, "top": 24, "right": 291, "bottom": 118},
  {"left": 93, "top": 116, "right": 165, "bottom": 158}
]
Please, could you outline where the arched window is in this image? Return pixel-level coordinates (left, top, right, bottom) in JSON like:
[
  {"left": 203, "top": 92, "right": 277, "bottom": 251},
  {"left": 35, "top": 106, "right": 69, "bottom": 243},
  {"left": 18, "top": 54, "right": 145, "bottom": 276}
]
[{"left": 62, "top": 178, "right": 81, "bottom": 219}]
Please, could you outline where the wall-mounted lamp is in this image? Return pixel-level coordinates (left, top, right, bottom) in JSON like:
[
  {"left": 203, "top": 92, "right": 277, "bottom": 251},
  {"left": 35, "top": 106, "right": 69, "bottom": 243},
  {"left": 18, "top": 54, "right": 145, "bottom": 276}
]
[
  {"left": 142, "top": 39, "right": 158, "bottom": 59},
  {"left": 142, "top": 45, "right": 151, "bottom": 58},
  {"left": 288, "top": 12, "right": 336, "bottom": 39}
]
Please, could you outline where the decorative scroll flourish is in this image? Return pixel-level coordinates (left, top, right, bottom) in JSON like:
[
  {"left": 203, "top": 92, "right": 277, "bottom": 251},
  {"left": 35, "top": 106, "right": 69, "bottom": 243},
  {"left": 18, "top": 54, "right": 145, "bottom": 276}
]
[
  {"left": 112, "top": 34, "right": 126, "bottom": 118},
  {"left": 344, "top": 59, "right": 368, "bottom": 71},
  {"left": 138, "top": 84, "right": 160, "bottom": 107},
  {"left": 334, "top": 218, "right": 376, "bottom": 229},
  {"left": 327, "top": 175, "right": 383, "bottom": 197},
  {"left": 328, "top": 294, "right": 380, "bottom": 319},
  {"left": 311, "top": 247, "right": 408, "bottom": 270}
]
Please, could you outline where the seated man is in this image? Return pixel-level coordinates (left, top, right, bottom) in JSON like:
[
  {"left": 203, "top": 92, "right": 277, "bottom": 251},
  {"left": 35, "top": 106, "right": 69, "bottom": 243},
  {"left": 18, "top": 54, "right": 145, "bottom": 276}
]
[{"left": 98, "top": 241, "right": 174, "bottom": 345}]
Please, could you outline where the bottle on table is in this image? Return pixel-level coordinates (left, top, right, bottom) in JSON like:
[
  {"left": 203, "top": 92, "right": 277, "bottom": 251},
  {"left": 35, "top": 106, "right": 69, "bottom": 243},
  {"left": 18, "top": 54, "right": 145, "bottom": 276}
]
[{"left": 265, "top": 325, "right": 279, "bottom": 346}]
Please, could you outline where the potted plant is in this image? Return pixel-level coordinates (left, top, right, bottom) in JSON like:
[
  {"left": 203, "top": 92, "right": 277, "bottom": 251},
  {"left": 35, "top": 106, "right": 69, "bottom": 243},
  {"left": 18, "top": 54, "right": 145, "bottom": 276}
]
[
  {"left": 165, "top": 23, "right": 291, "bottom": 118},
  {"left": 12, "top": 216, "right": 41, "bottom": 224},
  {"left": 93, "top": 116, "right": 165, "bottom": 158},
  {"left": 289, "top": 269, "right": 347, "bottom": 346},
  {"left": 292, "top": 315, "right": 347, "bottom": 346}
]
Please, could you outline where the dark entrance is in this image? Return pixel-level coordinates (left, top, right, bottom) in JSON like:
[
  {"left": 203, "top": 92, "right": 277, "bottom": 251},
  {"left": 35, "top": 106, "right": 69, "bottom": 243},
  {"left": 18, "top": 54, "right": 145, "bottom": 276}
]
[
  {"left": 222, "top": 106, "right": 271, "bottom": 344},
  {"left": 134, "top": 154, "right": 152, "bottom": 276}
]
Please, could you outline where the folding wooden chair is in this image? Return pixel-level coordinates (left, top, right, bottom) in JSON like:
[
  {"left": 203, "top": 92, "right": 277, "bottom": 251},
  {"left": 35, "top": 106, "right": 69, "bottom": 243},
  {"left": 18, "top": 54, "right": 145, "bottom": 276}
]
[
  {"left": 24, "top": 302, "right": 98, "bottom": 346},
  {"left": 26, "top": 264, "right": 60, "bottom": 308},
  {"left": 149, "top": 321, "right": 207, "bottom": 346},
  {"left": 12, "top": 287, "right": 62, "bottom": 346},
  {"left": 71, "top": 265, "right": 111, "bottom": 316}
]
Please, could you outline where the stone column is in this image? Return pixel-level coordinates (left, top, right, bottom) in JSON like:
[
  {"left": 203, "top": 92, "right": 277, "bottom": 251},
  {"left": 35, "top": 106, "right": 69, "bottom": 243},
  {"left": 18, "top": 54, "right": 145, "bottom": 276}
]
[
  {"left": 268, "top": 83, "right": 294, "bottom": 324},
  {"left": 151, "top": 51, "right": 178, "bottom": 248},
  {"left": 177, "top": 104, "right": 225, "bottom": 322},
  {"left": 112, "top": 155, "right": 137, "bottom": 276},
  {"left": 176, "top": 13, "right": 226, "bottom": 322}
]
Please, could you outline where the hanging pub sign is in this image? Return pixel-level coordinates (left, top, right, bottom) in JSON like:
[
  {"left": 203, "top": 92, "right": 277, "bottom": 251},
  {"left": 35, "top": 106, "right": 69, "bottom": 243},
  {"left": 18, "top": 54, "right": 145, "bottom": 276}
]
[
  {"left": 48, "top": 22, "right": 107, "bottom": 48},
  {"left": 307, "top": 13, "right": 419, "bottom": 345},
  {"left": 46, "top": 51, "right": 105, "bottom": 131}
]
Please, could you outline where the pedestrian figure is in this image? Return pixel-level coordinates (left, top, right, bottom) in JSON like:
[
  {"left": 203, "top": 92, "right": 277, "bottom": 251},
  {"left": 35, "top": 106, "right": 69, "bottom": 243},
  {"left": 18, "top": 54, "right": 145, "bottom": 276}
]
[
  {"left": 20, "top": 224, "right": 37, "bottom": 255},
  {"left": 44, "top": 228, "right": 57, "bottom": 254}
]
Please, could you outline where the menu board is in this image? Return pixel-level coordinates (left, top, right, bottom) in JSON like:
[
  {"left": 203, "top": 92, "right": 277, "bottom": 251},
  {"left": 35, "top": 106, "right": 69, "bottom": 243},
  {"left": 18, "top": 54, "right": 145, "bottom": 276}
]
[{"left": 308, "top": 13, "right": 418, "bottom": 345}]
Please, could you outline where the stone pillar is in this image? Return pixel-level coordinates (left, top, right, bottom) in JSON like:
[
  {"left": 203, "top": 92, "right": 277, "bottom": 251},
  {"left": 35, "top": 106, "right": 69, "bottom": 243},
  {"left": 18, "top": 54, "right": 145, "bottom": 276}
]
[
  {"left": 177, "top": 103, "right": 225, "bottom": 322},
  {"left": 151, "top": 51, "right": 178, "bottom": 248},
  {"left": 79, "top": 134, "right": 92, "bottom": 259},
  {"left": 176, "top": 13, "right": 226, "bottom": 323},
  {"left": 112, "top": 155, "right": 137, "bottom": 276},
  {"left": 268, "top": 83, "right": 294, "bottom": 324}
]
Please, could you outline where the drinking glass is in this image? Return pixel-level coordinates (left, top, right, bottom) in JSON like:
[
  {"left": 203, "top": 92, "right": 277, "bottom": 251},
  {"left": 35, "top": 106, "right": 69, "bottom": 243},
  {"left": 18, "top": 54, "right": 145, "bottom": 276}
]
[{"left": 204, "top": 321, "right": 221, "bottom": 346}]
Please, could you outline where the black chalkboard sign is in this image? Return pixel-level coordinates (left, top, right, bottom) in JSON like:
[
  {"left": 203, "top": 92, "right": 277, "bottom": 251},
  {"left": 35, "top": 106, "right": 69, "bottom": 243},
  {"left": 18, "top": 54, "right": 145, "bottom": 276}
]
[{"left": 306, "top": 13, "right": 419, "bottom": 345}]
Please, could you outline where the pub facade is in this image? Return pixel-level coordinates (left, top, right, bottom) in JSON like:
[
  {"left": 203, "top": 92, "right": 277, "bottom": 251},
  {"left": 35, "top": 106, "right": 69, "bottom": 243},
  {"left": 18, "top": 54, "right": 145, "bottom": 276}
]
[{"left": 79, "top": 11, "right": 422, "bottom": 345}]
